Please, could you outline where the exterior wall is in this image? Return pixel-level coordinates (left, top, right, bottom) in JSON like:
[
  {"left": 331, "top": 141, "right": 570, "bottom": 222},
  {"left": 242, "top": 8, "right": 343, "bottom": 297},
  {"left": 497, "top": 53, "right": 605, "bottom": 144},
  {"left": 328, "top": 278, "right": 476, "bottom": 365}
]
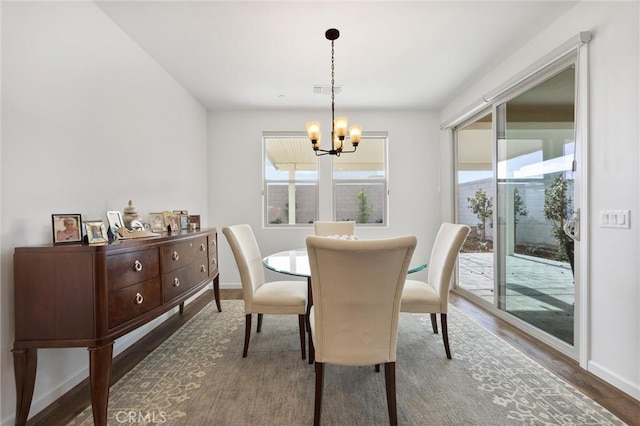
[
  {"left": 267, "top": 184, "right": 317, "bottom": 224},
  {"left": 334, "top": 183, "right": 385, "bottom": 224},
  {"left": 267, "top": 183, "right": 385, "bottom": 225},
  {"left": 458, "top": 177, "right": 574, "bottom": 248}
]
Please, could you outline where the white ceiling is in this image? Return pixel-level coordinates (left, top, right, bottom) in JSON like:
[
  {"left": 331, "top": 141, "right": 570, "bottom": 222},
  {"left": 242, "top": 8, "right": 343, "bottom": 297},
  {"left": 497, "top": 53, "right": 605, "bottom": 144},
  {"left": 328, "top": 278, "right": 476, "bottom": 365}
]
[{"left": 95, "top": 1, "right": 578, "bottom": 111}]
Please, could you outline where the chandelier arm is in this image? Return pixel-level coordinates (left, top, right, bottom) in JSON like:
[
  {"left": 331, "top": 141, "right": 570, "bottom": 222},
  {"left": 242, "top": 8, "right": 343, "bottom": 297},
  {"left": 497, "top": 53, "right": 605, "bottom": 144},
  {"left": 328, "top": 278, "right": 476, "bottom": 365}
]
[
  {"left": 338, "top": 146, "right": 357, "bottom": 154},
  {"left": 314, "top": 149, "right": 336, "bottom": 157}
]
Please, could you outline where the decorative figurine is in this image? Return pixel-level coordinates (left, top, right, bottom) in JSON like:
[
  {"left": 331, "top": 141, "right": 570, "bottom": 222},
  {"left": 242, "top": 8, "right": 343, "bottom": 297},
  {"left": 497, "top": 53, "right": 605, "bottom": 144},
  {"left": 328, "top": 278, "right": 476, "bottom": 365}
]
[{"left": 123, "top": 200, "right": 141, "bottom": 230}]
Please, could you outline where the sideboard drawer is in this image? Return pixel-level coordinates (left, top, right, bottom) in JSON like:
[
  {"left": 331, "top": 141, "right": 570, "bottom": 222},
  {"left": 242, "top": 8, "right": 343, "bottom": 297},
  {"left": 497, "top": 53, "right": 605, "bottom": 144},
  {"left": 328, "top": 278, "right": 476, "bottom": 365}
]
[
  {"left": 107, "top": 248, "right": 160, "bottom": 291},
  {"left": 162, "top": 236, "right": 208, "bottom": 272},
  {"left": 108, "top": 277, "right": 162, "bottom": 329},
  {"left": 162, "top": 261, "right": 209, "bottom": 302}
]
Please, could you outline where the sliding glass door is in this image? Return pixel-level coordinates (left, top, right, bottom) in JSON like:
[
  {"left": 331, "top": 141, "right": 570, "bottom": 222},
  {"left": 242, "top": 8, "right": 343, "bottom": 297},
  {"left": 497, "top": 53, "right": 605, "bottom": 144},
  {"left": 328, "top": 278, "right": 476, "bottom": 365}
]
[
  {"left": 455, "top": 61, "right": 578, "bottom": 348},
  {"left": 456, "top": 112, "right": 494, "bottom": 303},
  {"left": 495, "top": 66, "right": 576, "bottom": 345}
]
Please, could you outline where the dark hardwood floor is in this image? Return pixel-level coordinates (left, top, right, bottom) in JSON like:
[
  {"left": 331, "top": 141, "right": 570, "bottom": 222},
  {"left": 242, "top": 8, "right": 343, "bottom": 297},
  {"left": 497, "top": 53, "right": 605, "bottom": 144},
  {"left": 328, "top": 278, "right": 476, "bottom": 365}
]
[{"left": 26, "top": 289, "right": 638, "bottom": 425}]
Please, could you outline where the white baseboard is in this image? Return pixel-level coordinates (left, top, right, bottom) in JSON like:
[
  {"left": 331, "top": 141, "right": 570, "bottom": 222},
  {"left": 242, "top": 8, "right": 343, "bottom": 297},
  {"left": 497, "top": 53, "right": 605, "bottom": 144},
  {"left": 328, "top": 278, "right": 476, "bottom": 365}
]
[
  {"left": 220, "top": 281, "right": 242, "bottom": 289},
  {"left": 588, "top": 360, "right": 640, "bottom": 400}
]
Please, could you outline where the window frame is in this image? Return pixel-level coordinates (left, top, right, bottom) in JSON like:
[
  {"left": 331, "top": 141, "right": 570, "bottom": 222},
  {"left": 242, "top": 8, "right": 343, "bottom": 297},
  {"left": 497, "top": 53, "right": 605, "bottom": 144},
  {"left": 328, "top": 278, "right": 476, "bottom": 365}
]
[{"left": 262, "top": 131, "right": 389, "bottom": 228}]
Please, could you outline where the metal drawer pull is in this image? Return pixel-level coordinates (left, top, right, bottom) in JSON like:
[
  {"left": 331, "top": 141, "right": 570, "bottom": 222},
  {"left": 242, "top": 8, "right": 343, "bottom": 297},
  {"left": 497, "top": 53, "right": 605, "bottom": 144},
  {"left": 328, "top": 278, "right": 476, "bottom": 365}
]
[
  {"left": 133, "top": 260, "right": 143, "bottom": 272},
  {"left": 212, "top": 240, "right": 216, "bottom": 247},
  {"left": 211, "top": 258, "right": 217, "bottom": 266},
  {"left": 200, "top": 265, "right": 206, "bottom": 273},
  {"left": 173, "top": 277, "right": 180, "bottom": 287},
  {"left": 200, "top": 243, "right": 206, "bottom": 251},
  {"left": 134, "top": 293, "right": 144, "bottom": 305},
  {"left": 172, "top": 251, "right": 179, "bottom": 261}
]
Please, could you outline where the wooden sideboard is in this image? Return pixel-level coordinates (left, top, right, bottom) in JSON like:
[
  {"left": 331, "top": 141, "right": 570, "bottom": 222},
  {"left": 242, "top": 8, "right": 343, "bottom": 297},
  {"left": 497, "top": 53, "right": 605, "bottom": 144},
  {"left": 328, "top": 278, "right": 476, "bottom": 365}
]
[{"left": 12, "top": 228, "right": 220, "bottom": 426}]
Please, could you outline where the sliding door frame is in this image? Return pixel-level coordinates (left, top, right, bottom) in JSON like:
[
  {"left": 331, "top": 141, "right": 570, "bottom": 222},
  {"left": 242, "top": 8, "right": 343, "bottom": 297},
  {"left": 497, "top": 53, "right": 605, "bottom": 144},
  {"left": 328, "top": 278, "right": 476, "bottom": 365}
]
[{"left": 450, "top": 42, "right": 589, "bottom": 364}]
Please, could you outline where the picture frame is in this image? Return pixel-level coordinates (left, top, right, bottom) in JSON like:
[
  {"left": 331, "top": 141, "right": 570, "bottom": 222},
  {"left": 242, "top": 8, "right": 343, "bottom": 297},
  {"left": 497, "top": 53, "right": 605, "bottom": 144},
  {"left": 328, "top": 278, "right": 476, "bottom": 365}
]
[
  {"left": 106, "top": 211, "right": 124, "bottom": 236},
  {"left": 188, "top": 215, "right": 201, "bottom": 230},
  {"left": 149, "top": 212, "right": 165, "bottom": 232},
  {"left": 163, "top": 211, "right": 180, "bottom": 232},
  {"left": 85, "top": 221, "right": 108, "bottom": 244},
  {"left": 52, "top": 214, "right": 83, "bottom": 244},
  {"left": 173, "top": 210, "right": 189, "bottom": 230}
]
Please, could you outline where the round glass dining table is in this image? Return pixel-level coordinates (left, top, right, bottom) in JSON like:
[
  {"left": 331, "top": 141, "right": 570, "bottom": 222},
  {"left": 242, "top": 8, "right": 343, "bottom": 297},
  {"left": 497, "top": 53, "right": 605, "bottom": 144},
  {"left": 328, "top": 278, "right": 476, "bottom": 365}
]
[{"left": 263, "top": 247, "right": 427, "bottom": 277}]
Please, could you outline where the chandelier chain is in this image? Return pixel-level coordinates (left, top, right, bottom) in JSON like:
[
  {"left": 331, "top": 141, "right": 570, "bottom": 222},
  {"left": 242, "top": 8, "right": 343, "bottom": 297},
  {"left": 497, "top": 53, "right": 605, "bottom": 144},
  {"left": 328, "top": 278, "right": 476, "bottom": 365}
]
[{"left": 330, "top": 39, "right": 335, "bottom": 134}]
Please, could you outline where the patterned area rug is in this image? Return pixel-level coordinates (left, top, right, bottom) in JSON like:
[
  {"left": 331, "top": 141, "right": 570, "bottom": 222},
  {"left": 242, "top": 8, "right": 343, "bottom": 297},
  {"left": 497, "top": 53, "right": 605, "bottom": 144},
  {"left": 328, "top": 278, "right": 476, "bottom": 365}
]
[{"left": 69, "top": 300, "right": 624, "bottom": 425}]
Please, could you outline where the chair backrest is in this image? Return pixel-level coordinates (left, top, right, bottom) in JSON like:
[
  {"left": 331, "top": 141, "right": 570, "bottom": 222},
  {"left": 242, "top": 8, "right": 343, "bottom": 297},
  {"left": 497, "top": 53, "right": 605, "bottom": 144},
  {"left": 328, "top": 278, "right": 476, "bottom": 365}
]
[
  {"left": 222, "top": 224, "right": 265, "bottom": 312},
  {"left": 428, "top": 223, "right": 470, "bottom": 311},
  {"left": 313, "top": 221, "right": 356, "bottom": 237},
  {"left": 306, "top": 235, "right": 417, "bottom": 365}
]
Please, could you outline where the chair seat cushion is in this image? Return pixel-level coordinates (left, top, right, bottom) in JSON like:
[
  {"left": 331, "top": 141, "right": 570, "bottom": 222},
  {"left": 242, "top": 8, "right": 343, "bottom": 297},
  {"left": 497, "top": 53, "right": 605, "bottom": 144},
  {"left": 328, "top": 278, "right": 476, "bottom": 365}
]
[
  {"left": 400, "top": 280, "right": 442, "bottom": 313},
  {"left": 252, "top": 280, "right": 307, "bottom": 314}
]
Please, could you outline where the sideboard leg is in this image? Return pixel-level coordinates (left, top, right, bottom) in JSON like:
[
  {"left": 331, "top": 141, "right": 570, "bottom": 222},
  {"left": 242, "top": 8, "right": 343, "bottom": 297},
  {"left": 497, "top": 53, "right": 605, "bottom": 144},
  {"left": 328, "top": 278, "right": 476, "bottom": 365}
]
[
  {"left": 13, "top": 348, "right": 37, "bottom": 426},
  {"left": 89, "top": 343, "right": 113, "bottom": 426},
  {"left": 213, "top": 276, "right": 222, "bottom": 312}
]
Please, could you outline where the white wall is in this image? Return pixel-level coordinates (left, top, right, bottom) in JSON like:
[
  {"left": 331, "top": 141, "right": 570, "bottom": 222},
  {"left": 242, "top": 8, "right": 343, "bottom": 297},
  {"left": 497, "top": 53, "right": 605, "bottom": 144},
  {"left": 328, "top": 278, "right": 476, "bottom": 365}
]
[
  {"left": 440, "top": 1, "right": 639, "bottom": 398},
  {"left": 208, "top": 110, "right": 440, "bottom": 287},
  {"left": 1, "top": 3, "right": 208, "bottom": 423}
]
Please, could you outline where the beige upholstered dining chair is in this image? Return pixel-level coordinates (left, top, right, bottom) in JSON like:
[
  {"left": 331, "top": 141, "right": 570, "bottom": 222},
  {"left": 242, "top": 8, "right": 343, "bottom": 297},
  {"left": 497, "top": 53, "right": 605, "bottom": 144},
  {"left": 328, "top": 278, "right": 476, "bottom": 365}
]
[
  {"left": 222, "top": 224, "right": 307, "bottom": 359},
  {"left": 306, "top": 235, "right": 417, "bottom": 426},
  {"left": 312, "top": 220, "right": 356, "bottom": 237},
  {"left": 400, "top": 223, "right": 470, "bottom": 359}
]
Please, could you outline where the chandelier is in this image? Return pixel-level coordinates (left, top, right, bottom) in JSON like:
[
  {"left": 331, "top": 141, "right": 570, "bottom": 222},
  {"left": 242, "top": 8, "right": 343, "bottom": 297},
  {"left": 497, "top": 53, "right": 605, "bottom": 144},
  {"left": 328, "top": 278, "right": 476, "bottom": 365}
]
[{"left": 306, "top": 28, "right": 362, "bottom": 157}]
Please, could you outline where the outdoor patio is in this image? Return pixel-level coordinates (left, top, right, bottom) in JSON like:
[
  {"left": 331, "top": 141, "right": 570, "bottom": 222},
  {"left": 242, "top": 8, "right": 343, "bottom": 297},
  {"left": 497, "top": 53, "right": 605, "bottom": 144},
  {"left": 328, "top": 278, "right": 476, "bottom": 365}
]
[{"left": 458, "top": 252, "right": 575, "bottom": 344}]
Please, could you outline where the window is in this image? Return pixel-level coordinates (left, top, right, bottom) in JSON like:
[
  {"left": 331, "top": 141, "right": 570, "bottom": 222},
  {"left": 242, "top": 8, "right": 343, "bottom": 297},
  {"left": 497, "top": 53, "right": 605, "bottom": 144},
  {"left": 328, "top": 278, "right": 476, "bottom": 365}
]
[
  {"left": 263, "top": 132, "right": 387, "bottom": 227},
  {"left": 264, "top": 133, "right": 318, "bottom": 226},
  {"left": 333, "top": 134, "right": 387, "bottom": 225}
]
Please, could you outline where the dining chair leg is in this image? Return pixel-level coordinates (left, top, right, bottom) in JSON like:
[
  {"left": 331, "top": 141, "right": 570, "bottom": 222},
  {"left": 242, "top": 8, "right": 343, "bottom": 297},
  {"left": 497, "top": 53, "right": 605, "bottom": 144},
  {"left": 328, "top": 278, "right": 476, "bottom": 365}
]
[
  {"left": 384, "top": 362, "right": 398, "bottom": 426},
  {"left": 298, "top": 314, "right": 306, "bottom": 360},
  {"left": 441, "top": 314, "right": 452, "bottom": 360},
  {"left": 430, "top": 313, "right": 438, "bottom": 334},
  {"left": 309, "top": 334, "right": 315, "bottom": 364},
  {"left": 257, "top": 313, "right": 263, "bottom": 333},
  {"left": 243, "top": 314, "right": 252, "bottom": 358},
  {"left": 314, "top": 362, "right": 324, "bottom": 426}
]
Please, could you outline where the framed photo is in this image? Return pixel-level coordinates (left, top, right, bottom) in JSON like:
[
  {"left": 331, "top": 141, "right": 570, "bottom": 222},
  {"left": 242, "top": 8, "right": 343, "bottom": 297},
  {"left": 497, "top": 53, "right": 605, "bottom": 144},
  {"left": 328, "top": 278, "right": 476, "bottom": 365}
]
[
  {"left": 188, "top": 215, "right": 201, "bottom": 230},
  {"left": 52, "top": 214, "right": 83, "bottom": 244},
  {"left": 106, "top": 211, "right": 124, "bottom": 236},
  {"left": 85, "top": 221, "right": 108, "bottom": 244},
  {"left": 163, "top": 211, "right": 180, "bottom": 232},
  {"left": 173, "top": 210, "right": 189, "bottom": 229},
  {"left": 149, "top": 212, "right": 165, "bottom": 232}
]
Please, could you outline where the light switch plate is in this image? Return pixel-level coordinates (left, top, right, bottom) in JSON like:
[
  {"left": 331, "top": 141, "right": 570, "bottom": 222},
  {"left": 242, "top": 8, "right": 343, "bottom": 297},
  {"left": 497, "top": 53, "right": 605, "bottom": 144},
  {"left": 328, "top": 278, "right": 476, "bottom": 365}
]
[{"left": 600, "top": 210, "right": 630, "bottom": 228}]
